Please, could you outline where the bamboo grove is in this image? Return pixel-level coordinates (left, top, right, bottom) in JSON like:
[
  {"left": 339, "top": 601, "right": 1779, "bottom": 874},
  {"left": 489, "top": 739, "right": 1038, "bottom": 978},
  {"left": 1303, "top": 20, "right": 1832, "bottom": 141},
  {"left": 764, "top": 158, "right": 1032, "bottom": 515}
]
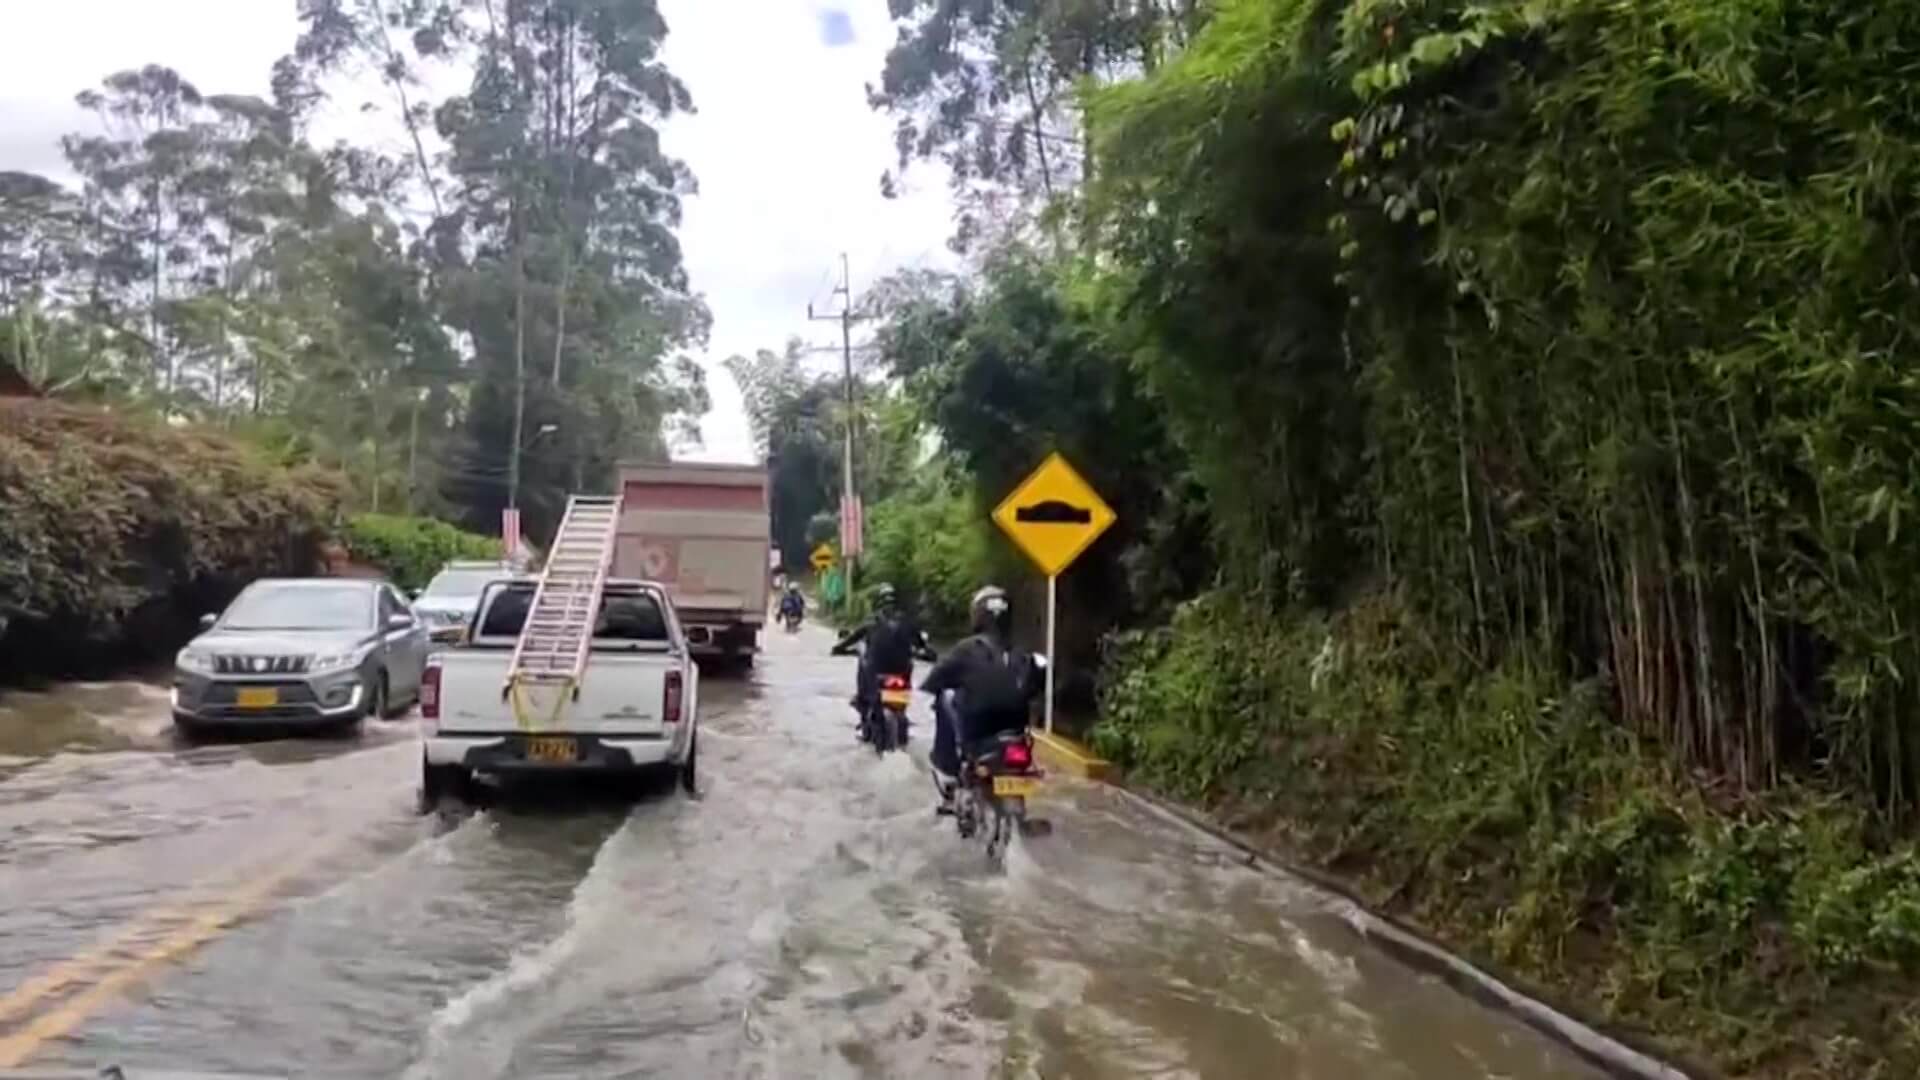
[{"left": 1052, "top": 0, "right": 1920, "bottom": 817}]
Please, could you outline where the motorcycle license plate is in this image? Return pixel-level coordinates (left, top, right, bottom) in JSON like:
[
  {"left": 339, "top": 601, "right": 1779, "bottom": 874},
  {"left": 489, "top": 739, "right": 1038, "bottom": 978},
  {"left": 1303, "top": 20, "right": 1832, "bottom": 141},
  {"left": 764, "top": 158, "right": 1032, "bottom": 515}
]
[
  {"left": 992, "top": 776, "right": 1039, "bottom": 798},
  {"left": 526, "top": 736, "right": 577, "bottom": 763},
  {"left": 880, "top": 689, "right": 911, "bottom": 707}
]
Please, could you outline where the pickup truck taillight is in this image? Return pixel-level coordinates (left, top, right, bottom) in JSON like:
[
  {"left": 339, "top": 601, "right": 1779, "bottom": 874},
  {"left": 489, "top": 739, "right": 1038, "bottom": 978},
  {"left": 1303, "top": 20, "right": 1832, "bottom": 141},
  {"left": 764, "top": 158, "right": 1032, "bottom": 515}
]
[
  {"left": 421, "top": 662, "right": 442, "bottom": 721},
  {"left": 663, "top": 670, "right": 683, "bottom": 724}
]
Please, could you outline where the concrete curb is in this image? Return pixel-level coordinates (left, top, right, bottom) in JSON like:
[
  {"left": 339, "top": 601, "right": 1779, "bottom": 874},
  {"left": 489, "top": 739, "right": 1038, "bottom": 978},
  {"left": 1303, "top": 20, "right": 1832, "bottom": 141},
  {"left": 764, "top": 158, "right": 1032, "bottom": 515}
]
[
  {"left": 1033, "top": 730, "right": 1113, "bottom": 780},
  {"left": 1109, "top": 782, "right": 1704, "bottom": 1080}
]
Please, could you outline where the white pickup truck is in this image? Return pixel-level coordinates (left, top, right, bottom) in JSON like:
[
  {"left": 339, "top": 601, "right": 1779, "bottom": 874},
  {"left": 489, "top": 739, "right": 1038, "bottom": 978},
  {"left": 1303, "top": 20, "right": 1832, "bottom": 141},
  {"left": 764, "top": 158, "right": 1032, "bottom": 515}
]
[{"left": 418, "top": 577, "right": 700, "bottom": 802}]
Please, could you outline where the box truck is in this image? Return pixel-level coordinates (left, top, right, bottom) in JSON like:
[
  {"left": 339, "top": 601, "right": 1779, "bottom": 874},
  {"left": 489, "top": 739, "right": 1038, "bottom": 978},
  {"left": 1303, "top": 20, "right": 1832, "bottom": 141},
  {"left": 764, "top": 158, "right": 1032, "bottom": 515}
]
[{"left": 613, "top": 462, "right": 771, "bottom": 664}]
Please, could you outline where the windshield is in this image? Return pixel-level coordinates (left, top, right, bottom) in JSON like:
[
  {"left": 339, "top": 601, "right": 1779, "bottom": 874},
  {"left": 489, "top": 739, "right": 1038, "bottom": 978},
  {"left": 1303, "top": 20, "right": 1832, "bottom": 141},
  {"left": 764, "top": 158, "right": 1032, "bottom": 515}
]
[
  {"left": 221, "top": 583, "right": 371, "bottom": 631},
  {"left": 422, "top": 568, "right": 500, "bottom": 600}
]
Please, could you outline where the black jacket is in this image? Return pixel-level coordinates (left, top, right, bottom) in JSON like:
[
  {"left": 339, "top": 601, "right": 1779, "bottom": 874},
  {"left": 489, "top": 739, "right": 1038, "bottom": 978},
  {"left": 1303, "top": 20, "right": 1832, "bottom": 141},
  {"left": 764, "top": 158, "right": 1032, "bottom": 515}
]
[
  {"left": 921, "top": 633, "right": 1041, "bottom": 739},
  {"left": 832, "top": 612, "right": 934, "bottom": 674}
]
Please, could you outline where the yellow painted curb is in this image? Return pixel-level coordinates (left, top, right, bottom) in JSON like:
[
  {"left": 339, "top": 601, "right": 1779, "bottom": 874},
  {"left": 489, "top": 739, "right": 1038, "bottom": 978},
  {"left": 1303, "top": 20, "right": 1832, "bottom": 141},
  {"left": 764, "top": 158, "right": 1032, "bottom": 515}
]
[{"left": 1035, "top": 730, "right": 1113, "bottom": 781}]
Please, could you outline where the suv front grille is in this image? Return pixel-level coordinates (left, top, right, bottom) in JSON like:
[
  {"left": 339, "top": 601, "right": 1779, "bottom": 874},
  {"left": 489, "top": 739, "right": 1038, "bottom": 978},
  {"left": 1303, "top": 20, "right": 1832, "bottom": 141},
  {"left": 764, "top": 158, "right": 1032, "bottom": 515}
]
[{"left": 214, "top": 654, "right": 310, "bottom": 675}]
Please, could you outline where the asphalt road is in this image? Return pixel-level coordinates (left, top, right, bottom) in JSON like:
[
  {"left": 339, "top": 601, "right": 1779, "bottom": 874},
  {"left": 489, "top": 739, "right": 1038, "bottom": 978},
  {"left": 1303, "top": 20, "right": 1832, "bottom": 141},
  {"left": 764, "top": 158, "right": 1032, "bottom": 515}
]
[{"left": 0, "top": 624, "right": 1605, "bottom": 1079}]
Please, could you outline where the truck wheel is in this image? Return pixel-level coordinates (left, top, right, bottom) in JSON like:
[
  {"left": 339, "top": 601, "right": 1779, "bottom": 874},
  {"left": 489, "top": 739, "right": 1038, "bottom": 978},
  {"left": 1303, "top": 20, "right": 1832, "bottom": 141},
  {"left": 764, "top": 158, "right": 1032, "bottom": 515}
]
[
  {"left": 679, "top": 732, "right": 699, "bottom": 796},
  {"left": 420, "top": 754, "right": 470, "bottom": 810}
]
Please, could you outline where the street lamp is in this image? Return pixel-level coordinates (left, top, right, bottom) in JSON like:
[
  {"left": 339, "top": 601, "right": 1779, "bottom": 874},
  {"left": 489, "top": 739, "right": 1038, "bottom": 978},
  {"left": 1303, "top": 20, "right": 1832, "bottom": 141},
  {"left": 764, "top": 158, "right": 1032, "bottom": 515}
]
[{"left": 507, "top": 422, "right": 561, "bottom": 511}]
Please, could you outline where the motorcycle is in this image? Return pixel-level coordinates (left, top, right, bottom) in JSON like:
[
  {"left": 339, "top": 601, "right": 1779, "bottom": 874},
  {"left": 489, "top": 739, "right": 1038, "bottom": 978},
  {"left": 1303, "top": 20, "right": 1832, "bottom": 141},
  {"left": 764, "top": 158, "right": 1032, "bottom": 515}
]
[
  {"left": 781, "top": 607, "right": 803, "bottom": 632},
  {"left": 861, "top": 673, "right": 912, "bottom": 754},
  {"left": 952, "top": 729, "right": 1044, "bottom": 861}
]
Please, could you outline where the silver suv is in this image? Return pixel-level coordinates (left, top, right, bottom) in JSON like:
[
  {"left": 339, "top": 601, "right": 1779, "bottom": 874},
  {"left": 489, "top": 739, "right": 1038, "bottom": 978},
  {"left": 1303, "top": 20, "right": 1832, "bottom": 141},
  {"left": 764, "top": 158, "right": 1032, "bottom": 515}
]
[
  {"left": 411, "top": 560, "right": 519, "bottom": 644},
  {"left": 172, "top": 578, "right": 429, "bottom": 737}
]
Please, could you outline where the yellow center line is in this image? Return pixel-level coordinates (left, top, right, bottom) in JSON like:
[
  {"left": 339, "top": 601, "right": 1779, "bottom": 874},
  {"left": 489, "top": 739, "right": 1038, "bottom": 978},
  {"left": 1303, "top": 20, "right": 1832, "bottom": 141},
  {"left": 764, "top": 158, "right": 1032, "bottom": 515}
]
[
  {"left": 0, "top": 903, "right": 200, "bottom": 1026},
  {"left": 0, "top": 838, "right": 346, "bottom": 1067}
]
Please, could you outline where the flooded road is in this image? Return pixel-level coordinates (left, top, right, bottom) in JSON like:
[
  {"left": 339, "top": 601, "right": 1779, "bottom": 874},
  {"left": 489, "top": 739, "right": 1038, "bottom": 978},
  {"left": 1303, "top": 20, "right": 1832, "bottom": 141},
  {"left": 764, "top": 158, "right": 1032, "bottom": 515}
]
[{"left": 0, "top": 625, "right": 1607, "bottom": 1078}]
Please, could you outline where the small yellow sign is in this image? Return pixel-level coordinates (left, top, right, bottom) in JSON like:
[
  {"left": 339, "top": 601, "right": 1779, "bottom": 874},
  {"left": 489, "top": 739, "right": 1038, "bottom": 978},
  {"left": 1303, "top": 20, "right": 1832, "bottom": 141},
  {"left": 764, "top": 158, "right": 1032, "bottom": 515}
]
[
  {"left": 992, "top": 452, "right": 1116, "bottom": 578},
  {"left": 810, "top": 543, "right": 836, "bottom": 571}
]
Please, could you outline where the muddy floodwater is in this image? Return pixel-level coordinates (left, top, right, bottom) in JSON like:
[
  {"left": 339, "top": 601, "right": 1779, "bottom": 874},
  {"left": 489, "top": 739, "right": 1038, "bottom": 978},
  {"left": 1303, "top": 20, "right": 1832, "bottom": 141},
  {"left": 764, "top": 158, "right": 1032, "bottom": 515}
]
[{"left": 0, "top": 626, "right": 1606, "bottom": 1078}]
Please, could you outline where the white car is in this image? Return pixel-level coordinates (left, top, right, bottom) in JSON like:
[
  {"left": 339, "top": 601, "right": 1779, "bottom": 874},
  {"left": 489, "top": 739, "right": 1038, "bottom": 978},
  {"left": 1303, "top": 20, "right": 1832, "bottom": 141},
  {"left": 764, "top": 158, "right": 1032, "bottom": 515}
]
[{"left": 419, "top": 578, "right": 700, "bottom": 802}]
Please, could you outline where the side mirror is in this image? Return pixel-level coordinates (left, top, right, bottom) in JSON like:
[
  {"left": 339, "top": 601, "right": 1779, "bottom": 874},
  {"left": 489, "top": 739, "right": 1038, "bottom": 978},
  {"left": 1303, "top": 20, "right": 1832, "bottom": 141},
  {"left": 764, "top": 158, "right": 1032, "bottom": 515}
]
[
  {"left": 387, "top": 613, "right": 414, "bottom": 630},
  {"left": 198, "top": 613, "right": 218, "bottom": 630}
]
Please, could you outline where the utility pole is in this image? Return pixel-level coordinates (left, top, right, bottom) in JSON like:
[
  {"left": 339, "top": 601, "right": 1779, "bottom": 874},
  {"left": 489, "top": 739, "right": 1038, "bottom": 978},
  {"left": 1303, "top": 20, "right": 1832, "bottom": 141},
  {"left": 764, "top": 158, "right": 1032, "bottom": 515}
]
[
  {"left": 406, "top": 389, "right": 424, "bottom": 514},
  {"left": 808, "top": 253, "right": 873, "bottom": 599}
]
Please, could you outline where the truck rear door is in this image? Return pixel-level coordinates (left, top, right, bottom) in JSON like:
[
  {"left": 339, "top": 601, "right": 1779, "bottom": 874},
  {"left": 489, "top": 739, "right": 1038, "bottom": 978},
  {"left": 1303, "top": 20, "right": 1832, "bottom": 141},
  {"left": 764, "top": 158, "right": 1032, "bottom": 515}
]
[{"left": 614, "top": 465, "right": 770, "bottom": 621}]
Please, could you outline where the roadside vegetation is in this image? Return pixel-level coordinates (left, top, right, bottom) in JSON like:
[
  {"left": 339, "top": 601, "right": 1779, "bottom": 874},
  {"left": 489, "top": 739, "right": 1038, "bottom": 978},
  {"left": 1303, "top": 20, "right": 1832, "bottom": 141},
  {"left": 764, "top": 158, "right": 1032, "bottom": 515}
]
[
  {"left": 0, "top": 1, "right": 706, "bottom": 674},
  {"left": 0, "top": 0, "right": 708, "bottom": 545},
  {"left": 342, "top": 513, "right": 502, "bottom": 595},
  {"left": 697, "top": 0, "right": 1920, "bottom": 1072},
  {"left": 0, "top": 397, "right": 338, "bottom": 678}
]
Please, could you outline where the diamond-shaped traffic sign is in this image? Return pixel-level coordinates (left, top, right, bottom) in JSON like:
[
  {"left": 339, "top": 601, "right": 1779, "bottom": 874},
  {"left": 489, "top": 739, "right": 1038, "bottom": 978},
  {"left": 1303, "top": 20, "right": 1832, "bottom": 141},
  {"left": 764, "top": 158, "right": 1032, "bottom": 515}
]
[
  {"left": 992, "top": 452, "right": 1116, "bottom": 578},
  {"left": 810, "top": 543, "right": 836, "bottom": 571}
]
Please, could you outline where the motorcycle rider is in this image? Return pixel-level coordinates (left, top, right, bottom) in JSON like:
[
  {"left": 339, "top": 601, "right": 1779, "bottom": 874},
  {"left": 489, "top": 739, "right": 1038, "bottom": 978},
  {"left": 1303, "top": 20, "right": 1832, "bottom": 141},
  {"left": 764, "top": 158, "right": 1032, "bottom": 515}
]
[
  {"left": 779, "top": 582, "right": 805, "bottom": 624},
  {"left": 830, "top": 583, "right": 935, "bottom": 727},
  {"left": 920, "top": 584, "right": 1044, "bottom": 812}
]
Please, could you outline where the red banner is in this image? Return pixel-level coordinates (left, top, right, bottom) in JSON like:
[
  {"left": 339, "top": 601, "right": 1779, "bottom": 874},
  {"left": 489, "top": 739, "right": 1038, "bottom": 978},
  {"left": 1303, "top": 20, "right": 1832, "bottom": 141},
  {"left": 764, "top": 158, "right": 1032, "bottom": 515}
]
[{"left": 839, "top": 494, "right": 864, "bottom": 558}]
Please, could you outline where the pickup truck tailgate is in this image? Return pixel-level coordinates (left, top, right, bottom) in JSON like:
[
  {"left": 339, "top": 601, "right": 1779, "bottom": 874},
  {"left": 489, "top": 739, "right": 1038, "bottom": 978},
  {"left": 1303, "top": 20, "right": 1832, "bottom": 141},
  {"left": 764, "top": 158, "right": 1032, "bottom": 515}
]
[{"left": 435, "top": 649, "right": 674, "bottom": 735}]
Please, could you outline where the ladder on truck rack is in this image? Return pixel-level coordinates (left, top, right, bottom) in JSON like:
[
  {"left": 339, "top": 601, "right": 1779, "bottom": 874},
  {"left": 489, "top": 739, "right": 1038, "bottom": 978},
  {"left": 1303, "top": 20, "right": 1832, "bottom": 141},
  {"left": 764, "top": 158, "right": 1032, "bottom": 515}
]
[{"left": 505, "top": 494, "right": 624, "bottom": 728}]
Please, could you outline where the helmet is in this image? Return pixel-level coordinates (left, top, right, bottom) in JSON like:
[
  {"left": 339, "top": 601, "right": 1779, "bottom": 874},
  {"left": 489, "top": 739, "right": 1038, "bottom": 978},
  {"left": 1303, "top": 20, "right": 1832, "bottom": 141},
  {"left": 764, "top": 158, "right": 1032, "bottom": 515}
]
[
  {"left": 969, "top": 584, "right": 1012, "bottom": 637},
  {"left": 872, "top": 582, "right": 898, "bottom": 611},
  {"left": 787, "top": 582, "right": 800, "bottom": 594}
]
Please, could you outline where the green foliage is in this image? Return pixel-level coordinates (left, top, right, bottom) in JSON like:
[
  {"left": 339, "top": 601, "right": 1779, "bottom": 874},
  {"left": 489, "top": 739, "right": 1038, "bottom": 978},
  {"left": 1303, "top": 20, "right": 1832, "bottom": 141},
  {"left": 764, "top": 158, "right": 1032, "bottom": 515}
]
[
  {"left": 1, "top": 0, "right": 710, "bottom": 548},
  {"left": 858, "top": 465, "right": 994, "bottom": 636},
  {"left": 725, "top": 339, "right": 842, "bottom": 572},
  {"left": 1079, "top": 0, "right": 1920, "bottom": 813},
  {"left": 342, "top": 513, "right": 501, "bottom": 594},
  {"left": 866, "top": 0, "right": 1920, "bottom": 1070},
  {"left": 0, "top": 398, "right": 339, "bottom": 673},
  {"left": 1099, "top": 591, "right": 1920, "bottom": 1074},
  {"left": 875, "top": 248, "right": 1211, "bottom": 641},
  {"left": 868, "top": 0, "right": 1204, "bottom": 246}
]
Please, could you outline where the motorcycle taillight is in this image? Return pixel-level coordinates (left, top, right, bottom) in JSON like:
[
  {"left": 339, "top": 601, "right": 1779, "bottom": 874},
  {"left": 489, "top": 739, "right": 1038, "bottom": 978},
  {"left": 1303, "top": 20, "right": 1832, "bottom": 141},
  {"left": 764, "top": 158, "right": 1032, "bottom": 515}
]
[{"left": 882, "top": 674, "right": 909, "bottom": 690}]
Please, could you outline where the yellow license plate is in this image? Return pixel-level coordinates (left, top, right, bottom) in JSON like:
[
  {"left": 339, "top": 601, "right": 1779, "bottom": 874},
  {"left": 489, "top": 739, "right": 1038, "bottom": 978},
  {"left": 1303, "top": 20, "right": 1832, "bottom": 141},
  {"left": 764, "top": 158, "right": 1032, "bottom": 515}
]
[
  {"left": 992, "top": 776, "right": 1039, "bottom": 798},
  {"left": 235, "top": 687, "right": 279, "bottom": 708},
  {"left": 526, "top": 736, "right": 577, "bottom": 763},
  {"left": 880, "top": 689, "right": 911, "bottom": 707}
]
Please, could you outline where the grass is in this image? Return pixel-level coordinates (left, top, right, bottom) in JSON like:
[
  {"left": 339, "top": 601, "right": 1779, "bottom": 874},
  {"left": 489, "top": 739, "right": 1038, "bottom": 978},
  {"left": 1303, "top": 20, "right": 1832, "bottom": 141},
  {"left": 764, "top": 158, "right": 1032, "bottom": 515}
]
[{"left": 1094, "top": 589, "right": 1920, "bottom": 1078}]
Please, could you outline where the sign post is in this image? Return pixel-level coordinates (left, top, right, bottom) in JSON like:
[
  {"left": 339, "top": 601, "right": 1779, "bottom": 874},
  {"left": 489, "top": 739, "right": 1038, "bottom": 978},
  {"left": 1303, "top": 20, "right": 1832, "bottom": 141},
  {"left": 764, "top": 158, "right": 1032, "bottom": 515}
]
[{"left": 991, "top": 452, "right": 1117, "bottom": 734}]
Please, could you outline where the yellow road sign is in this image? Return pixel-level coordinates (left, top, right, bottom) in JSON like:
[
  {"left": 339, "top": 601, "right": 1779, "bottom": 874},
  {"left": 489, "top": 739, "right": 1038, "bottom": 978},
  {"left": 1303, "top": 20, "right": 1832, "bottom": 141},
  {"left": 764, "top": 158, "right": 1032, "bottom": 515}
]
[
  {"left": 992, "top": 452, "right": 1116, "bottom": 577},
  {"left": 810, "top": 543, "right": 836, "bottom": 571}
]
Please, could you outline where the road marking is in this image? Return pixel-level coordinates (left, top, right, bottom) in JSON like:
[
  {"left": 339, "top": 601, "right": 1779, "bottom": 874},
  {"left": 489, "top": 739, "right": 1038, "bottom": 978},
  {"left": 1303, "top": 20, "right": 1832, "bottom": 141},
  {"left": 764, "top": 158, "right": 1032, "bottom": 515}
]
[
  {"left": 0, "top": 841, "right": 341, "bottom": 1067},
  {"left": 0, "top": 904, "right": 199, "bottom": 1026}
]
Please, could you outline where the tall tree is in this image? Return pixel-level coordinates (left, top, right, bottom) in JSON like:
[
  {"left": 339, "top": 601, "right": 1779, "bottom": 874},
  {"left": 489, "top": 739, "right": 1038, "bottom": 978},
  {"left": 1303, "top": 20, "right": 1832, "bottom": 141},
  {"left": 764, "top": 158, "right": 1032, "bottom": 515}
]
[{"left": 869, "top": 0, "right": 1203, "bottom": 248}]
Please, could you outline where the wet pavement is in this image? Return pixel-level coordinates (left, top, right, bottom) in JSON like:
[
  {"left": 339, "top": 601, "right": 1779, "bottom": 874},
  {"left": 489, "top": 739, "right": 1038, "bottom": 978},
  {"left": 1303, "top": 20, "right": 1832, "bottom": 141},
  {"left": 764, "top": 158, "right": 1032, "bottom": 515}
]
[{"left": 0, "top": 624, "right": 1606, "bottom": 1078}]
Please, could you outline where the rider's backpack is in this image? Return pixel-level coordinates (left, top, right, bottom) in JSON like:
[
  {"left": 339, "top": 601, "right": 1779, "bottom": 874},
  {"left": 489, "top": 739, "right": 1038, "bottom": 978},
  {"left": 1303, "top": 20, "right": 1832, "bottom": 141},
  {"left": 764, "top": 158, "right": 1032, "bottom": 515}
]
[{"left": 959, "top": 638, "right": 1033, "bottom": 724}]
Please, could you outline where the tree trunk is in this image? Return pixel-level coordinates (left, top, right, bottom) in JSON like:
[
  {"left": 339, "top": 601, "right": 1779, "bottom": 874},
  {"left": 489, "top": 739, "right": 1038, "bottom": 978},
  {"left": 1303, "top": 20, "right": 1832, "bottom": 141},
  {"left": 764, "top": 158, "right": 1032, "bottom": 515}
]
[{"left": 1022, "top": 59, "right": 1055, "bottom": 198}]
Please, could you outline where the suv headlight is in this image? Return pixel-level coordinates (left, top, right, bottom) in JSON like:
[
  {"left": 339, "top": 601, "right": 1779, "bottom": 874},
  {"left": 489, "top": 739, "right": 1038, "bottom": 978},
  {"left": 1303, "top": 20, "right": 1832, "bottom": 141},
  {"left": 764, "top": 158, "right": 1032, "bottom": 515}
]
[
  {"left": 176, "top": 647, "right": 216, "bottom": 675},
  {"left": 310, "top": 645, "right": 372, "bottom": 674}
]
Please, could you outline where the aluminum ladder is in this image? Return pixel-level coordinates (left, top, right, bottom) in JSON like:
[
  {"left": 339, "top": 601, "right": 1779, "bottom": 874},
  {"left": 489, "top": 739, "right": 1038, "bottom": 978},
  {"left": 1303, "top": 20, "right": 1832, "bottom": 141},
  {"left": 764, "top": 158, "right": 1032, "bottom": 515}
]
[{"left": 504, "top": 494, "right": 623, "bottom": 726}]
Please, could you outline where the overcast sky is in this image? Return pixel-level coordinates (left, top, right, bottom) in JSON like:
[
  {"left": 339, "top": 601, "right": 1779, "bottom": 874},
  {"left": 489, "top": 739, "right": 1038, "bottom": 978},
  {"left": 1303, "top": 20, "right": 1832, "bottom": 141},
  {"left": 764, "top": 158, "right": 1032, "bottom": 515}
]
[{"left": 0, "top": 0, "right": 956, "bottom": 464}]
